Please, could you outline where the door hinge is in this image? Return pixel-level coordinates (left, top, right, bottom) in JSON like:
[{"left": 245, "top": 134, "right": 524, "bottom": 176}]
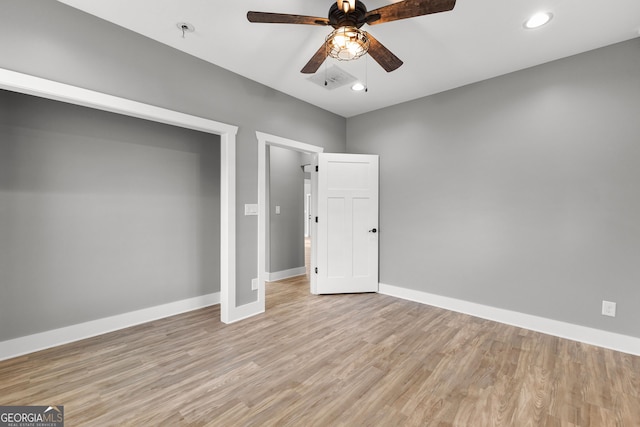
[
  {"left": 315, "top": 216, "right": 318, "bottom": 223},
  {"left": 315, "top": 267, "right": 318, "bottom": 274},
  {"left": 315, "top": 165, "right": 319, "bottom": 172}
]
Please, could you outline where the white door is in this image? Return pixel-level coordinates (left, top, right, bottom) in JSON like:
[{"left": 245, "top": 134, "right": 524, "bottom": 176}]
[{"left": 313, "top": 153, "right": 379, "bottom": 294}]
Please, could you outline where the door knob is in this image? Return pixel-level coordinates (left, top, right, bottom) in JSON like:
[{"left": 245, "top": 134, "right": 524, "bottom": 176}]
[{"left": 369, "top": 228, "right": 377, "bottom": 233}]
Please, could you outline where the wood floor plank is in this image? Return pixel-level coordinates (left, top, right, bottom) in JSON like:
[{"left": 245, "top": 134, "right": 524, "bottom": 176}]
[{"left": 1, "top": 275, "right": 639, "bottom": 426}]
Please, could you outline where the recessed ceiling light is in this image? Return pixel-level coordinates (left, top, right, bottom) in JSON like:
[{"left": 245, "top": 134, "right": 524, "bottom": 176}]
[
  {"left": 351, "top": 82, "right": 366, "bottom": 91},
  {"left": 524, "top": 12, "right": 553, "bottom": 29}
]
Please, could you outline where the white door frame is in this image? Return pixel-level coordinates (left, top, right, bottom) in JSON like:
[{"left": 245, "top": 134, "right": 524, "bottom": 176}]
[
  {"left": 305, "top": 191, "right": 311, "bottom": 237},
  {"left": 256, "top": 132, "right": 323, "bottom": 313},
  {"left": 0, "top": 68, "right": 241, "bottom": 324}
]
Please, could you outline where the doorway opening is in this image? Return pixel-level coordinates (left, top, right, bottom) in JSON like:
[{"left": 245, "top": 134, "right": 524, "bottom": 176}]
[
  {"left": 265, "top": 146, "right": 309, "bottom": 282},
  {"left": 0, "top": 68, "right": 240, "bottom": 328},
  {"left": 257, "top": 132, "right": 324, "bottom": 314}
]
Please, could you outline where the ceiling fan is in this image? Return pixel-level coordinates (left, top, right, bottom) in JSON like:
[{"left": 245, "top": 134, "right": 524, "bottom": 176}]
[{"left": 247, "top": 0, "right": 457, "bottom": 74}]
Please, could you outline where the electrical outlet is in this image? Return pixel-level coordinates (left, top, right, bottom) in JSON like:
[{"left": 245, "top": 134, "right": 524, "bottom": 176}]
[
  {"left": 602, "top": 300, "right": 616, "bottom": 317},
  {"left": 251, "top": 278, "right": 258, "bottom": 291}
]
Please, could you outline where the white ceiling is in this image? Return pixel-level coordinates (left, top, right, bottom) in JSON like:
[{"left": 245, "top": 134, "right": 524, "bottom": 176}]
[{"left": 57, "top": 0, "right": 640, "bottom": 118}]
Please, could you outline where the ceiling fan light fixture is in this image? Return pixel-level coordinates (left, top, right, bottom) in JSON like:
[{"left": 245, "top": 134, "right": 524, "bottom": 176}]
[
  {"left": 326, "top": 26, "right": 369, "bottom": 61},
  {"left": 524, "top": 12, "right": 553, "bottom": 29}
]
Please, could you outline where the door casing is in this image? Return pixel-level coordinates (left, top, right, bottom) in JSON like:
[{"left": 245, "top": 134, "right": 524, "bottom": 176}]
[{"left": 256, "top": 132, "right": 324, "bottom": 314}]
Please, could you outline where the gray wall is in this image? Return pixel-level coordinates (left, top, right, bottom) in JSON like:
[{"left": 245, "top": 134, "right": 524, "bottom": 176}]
[
  {"left": 347, "top": 38, "right": 640, "bottom": 338},
  {"left": 0, "top": 89, "right": 220, "bottom": 341},
  {"left": 268, "top": 146, "right": 305, "bottom": 274},
  {"left": 0, "top": 0, "right": 346, "bottom": 321}
]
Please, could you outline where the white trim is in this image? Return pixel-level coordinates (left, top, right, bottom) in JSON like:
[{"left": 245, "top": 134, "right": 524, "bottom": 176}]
[
  {"left": 219, "top": 129, "right": 237, "bottom": 324},
  {"left": 0, "top": 293, "right": 220, "bottom": 361},
  {"left": 379, "top": 283, "right": 640, "bottom": 356},
  {"left": 256, "top": 131, "right": 325, "bottom": 153},
  {"left": 0, "top": 69, "right": 238, "bottom": 136},
  {"left": 256, "top": 132, "right": 324, "bottom": 320},
  {"left": 0, "top": 68, "right": 239, "bottom": 325},
  {"left": 225, "top": 300, "right": 265, "bottom": 324},
  {"left": 266, "top": 267, "right": 307, "bottom": 282}
]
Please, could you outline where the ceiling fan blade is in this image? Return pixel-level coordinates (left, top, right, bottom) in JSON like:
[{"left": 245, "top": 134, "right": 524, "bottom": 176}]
[
  {"left": 301, "top": 43, "right": 328, "bottom": 74},
  {"left": 366, "top": 33, "right": 403, "bottom": 72},
  {"left": 247, "top": 11, "right": 329, "bottom": 26},
  {"left": 365, "top": 0, "right": 456, "bottom": 25}
]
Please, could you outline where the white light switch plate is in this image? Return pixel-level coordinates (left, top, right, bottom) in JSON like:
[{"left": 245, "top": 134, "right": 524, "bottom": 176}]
[
  {"left": 602, "top": 300, "right": 616, "bottom": 317},
  {"left": 244, "top": 204, "right": 258, "bottom": 216}
]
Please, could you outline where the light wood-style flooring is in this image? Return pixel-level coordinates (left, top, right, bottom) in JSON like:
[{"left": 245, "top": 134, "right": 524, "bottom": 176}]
[{"left": 1, "top": 276, "right": 639, "bottom": 426}]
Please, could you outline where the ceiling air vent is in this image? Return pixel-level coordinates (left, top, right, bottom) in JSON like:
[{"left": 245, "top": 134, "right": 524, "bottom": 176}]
[{"left": 307, "top": 65, "right": 357, "bottom": 90}]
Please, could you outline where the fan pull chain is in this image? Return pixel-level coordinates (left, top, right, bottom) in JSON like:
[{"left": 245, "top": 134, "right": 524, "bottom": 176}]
[
  {"left": 365, "top": 54, "right": 368, "bottom": 92},
  {"left": 324, "top": 42, "right": 328, "bottom": 86}
]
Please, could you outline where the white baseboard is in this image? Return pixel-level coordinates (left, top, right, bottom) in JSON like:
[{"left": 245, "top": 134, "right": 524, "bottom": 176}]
[
  {"left": 267, "top": 266, "right": 307, "bottom": 282},
  {"left": 379, "top": 283, "right": 640, "bottom": 356},
  {"left": 224, "top": 300, "right": 265, "bottom": 324},
  {"left": 0, "top": 292, "right": 220, "bottom": 361}
]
